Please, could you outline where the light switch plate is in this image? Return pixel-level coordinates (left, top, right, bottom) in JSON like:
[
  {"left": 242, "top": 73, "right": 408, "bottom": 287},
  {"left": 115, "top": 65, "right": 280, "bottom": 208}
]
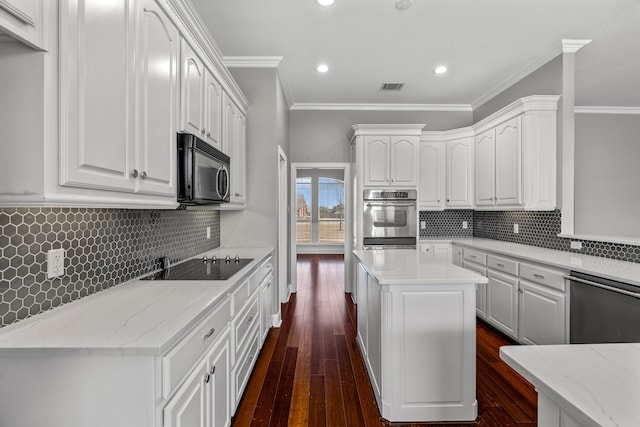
[
  {"left": 513, "top": 224, "right": 519, "bottom": 234},
  {"left": 420, "top": 221, "right": 426, "bottom": 229},
  {"left": 570, "top": 241, "right": 582, "bottom": 250},
  {"left": 206, "top": 226, "right": 211, "bottom": 239},
  {"left": 462, "top": 221, "right": 468, "bottom": 229}
]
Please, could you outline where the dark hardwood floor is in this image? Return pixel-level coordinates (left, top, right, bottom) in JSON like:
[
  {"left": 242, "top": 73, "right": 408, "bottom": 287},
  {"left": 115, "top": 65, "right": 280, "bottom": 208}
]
[{"left": 231, "top": 254, "right": 537, "bottom": 427}]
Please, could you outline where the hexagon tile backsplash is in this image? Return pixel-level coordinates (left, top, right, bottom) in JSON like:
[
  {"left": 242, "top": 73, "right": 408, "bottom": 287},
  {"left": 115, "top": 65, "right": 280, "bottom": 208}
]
[{"left": 0, "top": 208, "right": 220, "bottom": 328}]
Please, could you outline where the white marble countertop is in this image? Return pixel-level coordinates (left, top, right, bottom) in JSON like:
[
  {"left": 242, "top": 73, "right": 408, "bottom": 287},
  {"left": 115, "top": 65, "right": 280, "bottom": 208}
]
[
  {"left": 353, "top": 249, "right": 487, "bottom": 285},
  {"left": 442, "top": 238, "right": 640, "bottom": 287},
  {"left": 0, "top": 247, "right": 273, "bottom": 356},
  {"left": 500, "top": 343, "right": 640, "bottom": 427}
]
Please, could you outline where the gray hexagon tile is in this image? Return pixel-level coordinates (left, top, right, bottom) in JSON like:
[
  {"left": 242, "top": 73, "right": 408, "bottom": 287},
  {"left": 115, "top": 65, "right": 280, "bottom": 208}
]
[
  {"left": 0, "top": 208, "right": 220, "bottom": 328},
  {"left": 419, "top": 210, "right": 474, "bottom": 238}
]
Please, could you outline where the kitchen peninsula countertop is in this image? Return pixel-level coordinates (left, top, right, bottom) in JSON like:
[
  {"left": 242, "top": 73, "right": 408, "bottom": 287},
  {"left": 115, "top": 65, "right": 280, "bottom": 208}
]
[
  {"left": 0, "top": 247, "right": 273, "bottom": 355},
  {"left": 353, "top": 248, "right": 488, "bottom": 286},
  {"left": 500, "top": 343, "right": 640, "bottom": 427},
  {"left": 423, "top": 237, "right": 640, "bottom": 287}
]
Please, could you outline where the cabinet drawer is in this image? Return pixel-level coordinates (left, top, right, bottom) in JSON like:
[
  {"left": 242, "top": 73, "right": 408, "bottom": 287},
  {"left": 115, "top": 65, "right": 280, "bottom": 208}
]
[
  {"left": 231, "top": 279, "right": 249, "bottom": 315},
  {"left": 488, "top": 255, "right": 518, "bottom": 276},
  {"left": 232, "top": 326, "right": 260, "bottom": 409},
  {"left": 162, "top": 297, "right": 231, "bottom": 397},
  {"left": 259, "top": 257, "right": 273, "bottom": 284},
  {"left": 520, "top": 263, "right": 566, "bottom": 292},
  {"left": 463, "top": 248, "right": 486, "bottom": 265},
  {"left": 232, "top": 295, "right": 259, "bottom": 362}
]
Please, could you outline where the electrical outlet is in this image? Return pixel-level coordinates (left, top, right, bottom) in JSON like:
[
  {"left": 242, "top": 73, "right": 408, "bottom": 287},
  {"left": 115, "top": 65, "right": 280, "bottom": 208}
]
[
  {"left": 206, "top": 226, "right": 211, "bottom": 239},
  {"left": 462, "top": 221, "right": 468, "bottom": 229},
  {"left": 570, "top": 241, "right": 583, "bottom": 250},
  {"left": 513, "top": 224, "right": 519, "bottom": 234},
  {"left": 420, "top": 220, "right": 426, "bottom": 229},
  {"left": 47, "top": 249, "right": 65, "bottom": 279}
]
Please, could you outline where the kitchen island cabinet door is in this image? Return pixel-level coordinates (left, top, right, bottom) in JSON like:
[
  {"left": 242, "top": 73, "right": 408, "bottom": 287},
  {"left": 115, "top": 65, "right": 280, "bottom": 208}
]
[
  {"left": 366, "top": 274, "right": 382, "bottom": 398},
  {"left": 356, "top": 262, "right": 368, "bottom": 357}
]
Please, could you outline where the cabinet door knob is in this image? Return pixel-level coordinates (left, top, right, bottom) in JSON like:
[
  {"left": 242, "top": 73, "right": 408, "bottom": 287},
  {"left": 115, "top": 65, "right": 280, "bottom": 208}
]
[
  {"left": 447, "top": 199, "right": 450, "bottom": 202},
  {"left": 210, "top": 365, "right": 215, "bottom": 375},
  {"left": 140, "top": 171, "right": 147, "bottom": 180},
  {"left": 130, "top": 169, "right": 138, "bottom": 178},
  {"left": 207, "top": 131, "right": 211, "bottom": 137},
  {"left": 204, "top": 373, "right": 211, "bottom": 384},
  {"left": 200, "top": 128, "right": 206, "bottom": 134}
]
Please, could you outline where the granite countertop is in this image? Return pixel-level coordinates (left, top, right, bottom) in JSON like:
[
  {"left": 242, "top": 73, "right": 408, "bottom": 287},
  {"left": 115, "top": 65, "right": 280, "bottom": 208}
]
[
  {"left": 424, "top": 237, "right": 640, "bottom": 287},
  {"left": 0, "top": 247, "right": 273, "bottom": 356},
  {"left": 353, "top": 249, "right": 487, "bottom": 286},
  {"left": 500, "top": 343, "right": 640, "bottom": 427}
]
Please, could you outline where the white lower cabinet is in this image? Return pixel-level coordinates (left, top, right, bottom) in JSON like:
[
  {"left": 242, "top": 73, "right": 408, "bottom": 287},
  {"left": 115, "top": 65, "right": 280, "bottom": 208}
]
[
  {"left": 487, "top": 271, "right": 519, "bottom": 340},
  {"left": 420, "top": 241, "right": 452, "bottom": 262},
  {"left": 452, "top": 245, "right": 463, "bottom": 267},
  {"left": 164, "top": 330, "right": 230, "bottom": 427},
  {"left": 356, "top": 262, "right": 368, "bottom": 354},
  {"left": 460, "top": 246, "right": 569, "bottom": 345},
  {"left": 366, "top": 274, "right": 382, "bottom": 397}
]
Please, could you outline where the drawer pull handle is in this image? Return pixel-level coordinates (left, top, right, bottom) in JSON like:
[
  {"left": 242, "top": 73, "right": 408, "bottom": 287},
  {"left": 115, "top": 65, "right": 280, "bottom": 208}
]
[
  {"left": 533, "top": 274, "right": 545, "bottom": 279},
  {"left": 210, "top": 366, "right": 215, "bottom": 375},
  {"left": 470, "top": 255, "right": 476, "bottom": 259},
  {"left": 202, "top": 327, "right": 216, "bottom": 340},
  {"left": 204, "top": 373, "right": 211, "bottom": 384},
  {"left": 496, "top": 263, "right": 505, "bottom": 268}
]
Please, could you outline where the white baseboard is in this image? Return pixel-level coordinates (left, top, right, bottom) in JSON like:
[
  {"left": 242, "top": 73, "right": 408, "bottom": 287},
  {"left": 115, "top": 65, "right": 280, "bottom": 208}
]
[{"left": 271, "top": 312, "right": 282, "bottom": 328}]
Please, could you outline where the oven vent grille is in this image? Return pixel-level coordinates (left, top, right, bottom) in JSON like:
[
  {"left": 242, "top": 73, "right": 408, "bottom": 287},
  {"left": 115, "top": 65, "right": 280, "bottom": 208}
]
[{"left": 380, "top": 82, "right": 405, "bottom": 91}]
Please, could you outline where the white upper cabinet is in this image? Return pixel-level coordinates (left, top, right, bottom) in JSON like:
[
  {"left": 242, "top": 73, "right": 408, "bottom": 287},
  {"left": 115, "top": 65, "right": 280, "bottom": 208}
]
[
  {"left": 180, "top": 41, "right": 224, "bottom": 152},
  {"left": 446, "top": 133, "right": 474, "bottom": 208},
  {"left": 390, "top": 136, "right": 418, "bottom": 186},
  {"left": 60, "top": 0, "right": 178, "bottom": 198},
  {"left": 222, "top": 92, "right": 247, "bottom": 206},
  {"left": 363, "top": 136, "right": 391, "bottom": 186},
  {"left": 180, "top": 40, "right": 205, "bottom": 138},
  {"left": 494, "top": 117, "right": 522, "bottom": 206},
  {"left": 359, "top": 131, "right": 420, "bottom": 188},
  {"left": 59, "top": 0, "right": 137, "bottom": 194},
  {"left": 136, "top": 0, "right": 179, "bottom": 197},
  {"left": 418, "top": 137, "right": 445, "bottom": 210},
  {"left": 474, "top": 129, "right": 495, "bottom": 207},
  {"left": 0, "top": 0, "right": 46, "bottom": 50},
  {"left": 474, "top": 96, "right": 558, "bottom": 211}
]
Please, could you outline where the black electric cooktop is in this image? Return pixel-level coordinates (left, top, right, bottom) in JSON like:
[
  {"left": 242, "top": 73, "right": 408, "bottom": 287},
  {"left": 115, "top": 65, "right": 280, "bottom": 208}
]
[{"left": 142, "top": 257, "right": 253, "bottom": 281}]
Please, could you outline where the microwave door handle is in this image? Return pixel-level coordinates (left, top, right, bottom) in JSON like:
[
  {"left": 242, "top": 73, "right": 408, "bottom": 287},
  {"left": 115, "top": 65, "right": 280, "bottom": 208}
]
[
  {"left": 215, "top": 167, "right": 222, "bottom": 199},
  {"left": 222, "top": 166, "right": 230, "bottom": 199}
]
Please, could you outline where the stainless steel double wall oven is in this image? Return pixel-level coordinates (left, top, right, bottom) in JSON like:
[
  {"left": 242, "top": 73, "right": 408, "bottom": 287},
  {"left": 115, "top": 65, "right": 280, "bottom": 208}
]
[{"left": 362, "top": 189, "right": 417, "bottom": 249}]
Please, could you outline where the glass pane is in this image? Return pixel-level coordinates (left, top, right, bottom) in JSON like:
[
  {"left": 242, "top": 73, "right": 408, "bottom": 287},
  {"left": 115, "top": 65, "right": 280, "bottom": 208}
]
[
  {"left": 296, "top": 177, "right": 312, "bottom": 243},
  {"left": 318, "top": 177, "right": 344, "bottom": 244}
]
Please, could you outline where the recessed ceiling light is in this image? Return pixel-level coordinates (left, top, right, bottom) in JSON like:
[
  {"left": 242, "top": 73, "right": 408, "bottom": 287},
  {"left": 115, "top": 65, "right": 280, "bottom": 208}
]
[
  {"left": 316, "top": 64, "right": 329, "bottom": 73},
  {"left": 316, "top": 0, "right": 335, "bottom": 6},
  {"left": 434, "top": 66, "right": 448, "bottom": 75}
]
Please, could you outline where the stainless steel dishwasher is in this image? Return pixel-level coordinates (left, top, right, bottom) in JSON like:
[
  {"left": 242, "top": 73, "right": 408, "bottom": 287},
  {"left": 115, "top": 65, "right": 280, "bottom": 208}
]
[{"left": 567, "top": 271, "right": 640, "bottom": 343}]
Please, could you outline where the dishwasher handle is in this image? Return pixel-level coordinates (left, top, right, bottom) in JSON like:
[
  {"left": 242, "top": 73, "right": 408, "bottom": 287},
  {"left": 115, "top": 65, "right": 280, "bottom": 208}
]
[{"left": 565, "top": 275, "right": 640, "bottom": 299}]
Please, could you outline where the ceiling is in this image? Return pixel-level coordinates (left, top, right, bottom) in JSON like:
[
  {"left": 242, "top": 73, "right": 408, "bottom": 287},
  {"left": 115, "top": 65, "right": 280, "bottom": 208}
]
[{"left": 190, "top": 0, "right": 640, "bottom": 109}]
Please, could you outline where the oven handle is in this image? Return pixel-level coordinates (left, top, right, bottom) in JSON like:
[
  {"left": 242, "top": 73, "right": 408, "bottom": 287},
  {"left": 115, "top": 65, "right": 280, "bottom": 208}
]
[
  {"left": 365, "top": 202, "right": 416, "bottom": 207},
  {"left": 565, "top": 275, "right": 640, "bottom": 299}
]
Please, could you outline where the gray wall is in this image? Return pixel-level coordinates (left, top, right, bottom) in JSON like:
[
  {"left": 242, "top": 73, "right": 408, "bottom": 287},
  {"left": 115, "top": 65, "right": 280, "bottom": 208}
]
[
  {"left": 221, "top": 68, "right": 288, "bottom": 249},
  {"left": 574, "top": 113, "right": 640, "bottom": 237},
  {"left": 288, "top": 110, "right": 473, "bottom": 163},
  {"left": 473, "top": 55, "right": 563, "bottom": 123}
]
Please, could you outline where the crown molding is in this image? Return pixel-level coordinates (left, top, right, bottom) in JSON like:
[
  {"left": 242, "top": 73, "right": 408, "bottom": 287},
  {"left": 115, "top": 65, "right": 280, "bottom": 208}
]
[
  {"left": 223, "top": 56, "right": 283, "bottom": 68},
  {"left": 348, "top": 124, "right": 426, "bottom": 141},
  {"left": 561, "top": 39, "right": 592, "bottom": 53},
  {"left": 575, "top": 106, "right": 640, "bottom": 115},
  {"left": 471, "top": 45, "right": 562, "bottom": 110},
  {"left": 290, "top": 103, "right": 472, "bottom": 112}
]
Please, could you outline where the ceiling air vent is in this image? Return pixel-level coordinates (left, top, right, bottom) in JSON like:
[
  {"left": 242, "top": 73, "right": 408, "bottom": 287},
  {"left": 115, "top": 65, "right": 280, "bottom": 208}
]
[{"left": 380, "top": 82, "right": 404, "bottom": 91}]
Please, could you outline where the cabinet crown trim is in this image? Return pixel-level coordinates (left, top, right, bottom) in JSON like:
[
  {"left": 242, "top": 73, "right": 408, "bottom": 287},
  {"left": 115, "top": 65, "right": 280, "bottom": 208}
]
[
  {"left": 473, "top": 95, "right": 560, "bottom": 135},
  {"left": 348, "top": 124, "right": 426, "bottom": 141}
]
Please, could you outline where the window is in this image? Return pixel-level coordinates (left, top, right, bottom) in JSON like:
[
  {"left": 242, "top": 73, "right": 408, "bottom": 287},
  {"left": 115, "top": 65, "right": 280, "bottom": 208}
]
[{"left": 296, "top": 173, "right": 344, "bottom": 245}]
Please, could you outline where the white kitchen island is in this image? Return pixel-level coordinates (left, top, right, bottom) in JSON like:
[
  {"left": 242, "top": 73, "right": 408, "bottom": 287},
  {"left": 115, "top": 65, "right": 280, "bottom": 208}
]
[
  {"left": 501, "top": 343, "right": 640, "bottom": 427},
  {"left": 353, "top": 249, "right": 488, "bottom": 423}
]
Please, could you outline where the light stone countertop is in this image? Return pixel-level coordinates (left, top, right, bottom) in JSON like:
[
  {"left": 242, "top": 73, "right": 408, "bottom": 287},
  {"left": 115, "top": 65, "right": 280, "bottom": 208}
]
[
  {"left": 500, "top": 343, "right": 640, "bottom": 427},
  {"left": 353, "top": 249, "right": 487, "bottom": 286},
  {"left": 427, "top": 237, "right": 640, "bottom": 287},
  {"left": 0, "top": 247, "right": 273, "bottom": 356}
]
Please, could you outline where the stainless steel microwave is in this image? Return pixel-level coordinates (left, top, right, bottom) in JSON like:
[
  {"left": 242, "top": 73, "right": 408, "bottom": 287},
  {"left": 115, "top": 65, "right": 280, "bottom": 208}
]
[{"left": 177, "top": 133, "right": 230, "bottom": 204}]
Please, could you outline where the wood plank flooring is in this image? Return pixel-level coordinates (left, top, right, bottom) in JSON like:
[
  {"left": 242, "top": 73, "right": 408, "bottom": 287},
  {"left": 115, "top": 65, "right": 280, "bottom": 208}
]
[{"left": 231, "top": 254, "right": 537, "bottom": 427}]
